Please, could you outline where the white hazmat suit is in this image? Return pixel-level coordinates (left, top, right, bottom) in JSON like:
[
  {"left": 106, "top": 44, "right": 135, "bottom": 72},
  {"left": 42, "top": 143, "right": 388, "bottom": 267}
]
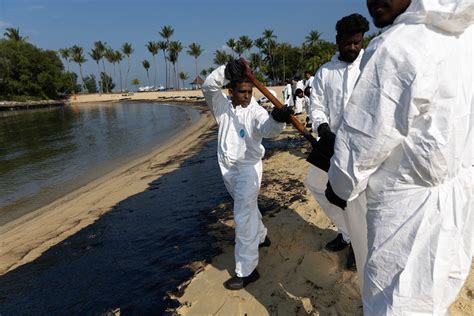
[
  {"left": 305, "top": 50, "right": 365, "bottom": 245},
  {"left": 328, "top": 1, "right": 473, "bottom": 314},
  {"left": 202, "top": 66, "right": 285, "bottom": 277}
]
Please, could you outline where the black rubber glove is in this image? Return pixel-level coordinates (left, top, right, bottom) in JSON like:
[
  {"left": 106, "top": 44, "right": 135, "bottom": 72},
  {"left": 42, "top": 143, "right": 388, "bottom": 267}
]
[
  {"left": 306, "top": 123, "right": 336, "bottom": 172},
  {"left": 271, "top": 105, "right": 294, "bottom": 123},
  {"left": 325, "top": 181, "right": 347, "bottom": 210},
  {"left": 317, "top": 123, "right": 331, "bottom": 137},
  {"left": 224, "top": 59, "right": 246, "bottom": 82}
]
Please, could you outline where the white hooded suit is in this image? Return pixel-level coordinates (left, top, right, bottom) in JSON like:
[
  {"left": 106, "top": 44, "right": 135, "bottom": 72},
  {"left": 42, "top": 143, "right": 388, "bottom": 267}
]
[
  {"left": 202, "top": 66, "right": 285, "bottom": 277},
  {"left": 328, "top": 1, "right": 473, "bottom": 314},
  {"left": 305, "top": 51, "right": 365, "bottom": 245}
]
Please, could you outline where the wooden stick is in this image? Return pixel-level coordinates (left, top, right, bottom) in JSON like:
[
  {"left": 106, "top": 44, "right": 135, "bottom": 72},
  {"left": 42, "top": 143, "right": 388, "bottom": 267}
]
[{"left": 240, "top": 58, "right": 318, "bottom": 146}]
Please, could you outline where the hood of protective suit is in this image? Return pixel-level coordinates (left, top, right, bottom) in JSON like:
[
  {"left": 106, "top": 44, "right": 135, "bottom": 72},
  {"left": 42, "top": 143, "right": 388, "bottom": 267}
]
[{"left": 395, "top": 0, "right": 474, "bottom": 34}]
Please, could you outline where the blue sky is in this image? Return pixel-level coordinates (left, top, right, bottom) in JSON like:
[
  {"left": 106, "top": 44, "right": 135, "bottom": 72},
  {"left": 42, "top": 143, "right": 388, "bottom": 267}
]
[{"left": 0, "top": 0, "right": 375, "bottom": 90}]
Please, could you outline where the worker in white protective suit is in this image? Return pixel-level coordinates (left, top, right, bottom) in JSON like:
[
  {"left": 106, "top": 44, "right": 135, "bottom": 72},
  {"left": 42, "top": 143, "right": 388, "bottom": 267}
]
[
  {"left": 326, "top": 0, "right": 473, "bottom": 314},
  {"left": 304, "top": 13, "right": 370, "bottom": 272},
  {"left": 202, "top": 59, "right": 293, "bottom": 290},
  {"left": 304, "top": 70, "right": 314, "bottom": 90},
  {"left": 283, "top": 80, "right": 293, "bottom": 106}
]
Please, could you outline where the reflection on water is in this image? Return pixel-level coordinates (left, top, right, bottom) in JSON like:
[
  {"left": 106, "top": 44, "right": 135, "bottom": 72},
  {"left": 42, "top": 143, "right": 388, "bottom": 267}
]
[{"left": 0, "top": 102, "right": 199, "bottom": 224}]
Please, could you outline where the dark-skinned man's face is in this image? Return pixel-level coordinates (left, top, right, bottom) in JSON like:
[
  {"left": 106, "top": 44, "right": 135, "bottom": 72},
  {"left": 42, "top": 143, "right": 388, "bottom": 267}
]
[
  {"left": 229, "top": 82, "right": 253, "bottom": 107},
  {"left": 367, "top": 0, "right": 411, "bottom": 28},
  {"left": 337, "top": 32, "right": 364, "bottom": 63}
]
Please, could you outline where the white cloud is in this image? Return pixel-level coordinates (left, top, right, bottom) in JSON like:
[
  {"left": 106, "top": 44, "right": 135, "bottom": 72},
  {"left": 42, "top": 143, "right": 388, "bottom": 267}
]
[{"left": 0, "top": 20, "right": 12, "bottom": 28}]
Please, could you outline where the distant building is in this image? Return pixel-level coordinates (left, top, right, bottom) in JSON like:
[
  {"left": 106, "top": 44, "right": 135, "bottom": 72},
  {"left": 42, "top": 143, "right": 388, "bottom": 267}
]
[{"left": 190, "top": 76, "right": 204, "bottom": 90}]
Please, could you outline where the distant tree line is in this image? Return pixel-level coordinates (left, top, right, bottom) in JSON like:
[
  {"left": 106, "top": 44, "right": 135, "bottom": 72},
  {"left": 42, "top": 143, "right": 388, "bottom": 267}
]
[
  {"left": 0, "top": 28, "right": 77, "bottom": 101},
  {"left": 0, "top": 26, "right": 380, "bottom": 101}
]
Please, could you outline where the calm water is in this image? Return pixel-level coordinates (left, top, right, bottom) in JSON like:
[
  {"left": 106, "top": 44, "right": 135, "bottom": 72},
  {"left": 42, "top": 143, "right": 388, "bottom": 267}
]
[{"left": 0, "top": 102, "right": 200, "bottom": 225}]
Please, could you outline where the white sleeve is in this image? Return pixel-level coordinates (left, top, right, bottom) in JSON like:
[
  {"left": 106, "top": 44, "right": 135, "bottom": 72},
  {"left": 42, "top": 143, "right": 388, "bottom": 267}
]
[
  {"left": 253, "top": 106, "right": 285, "bottom": 138},
  {"left": 202, "top": 65, "right": 229, "bottom": 121},
  {"left": 283, "top": 84, "right": 292, "bottom": 105},
  {"left": 309, "top": 69, "right": 329, "bottom": 132},
  {"left": 328, "top": 44, "right": 423, "bottom": 201}
]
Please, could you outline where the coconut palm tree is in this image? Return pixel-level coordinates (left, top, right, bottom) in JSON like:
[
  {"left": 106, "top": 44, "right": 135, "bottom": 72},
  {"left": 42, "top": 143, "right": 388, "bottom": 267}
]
[
  {"left": 146, "top": 41, "right": 159, "bottom": 88},
  {"left": 114, "top": 50, "right": 124, "bottom": 92},
  {"left": 178, "top": 72, "right": 188, "bottom": 90},
  {"left": 200, "top": 69, "right": 207, "bottom": 77},
  {"left": 234, "top": 42, "right": 245, "bottom": 58},
  {"left": 168, "top": 41, "right": 182, "bottom": 89},
  {"left": 187, "top": 42, "right": 203, "bottom": 82},
  {"left": 262, "top": 29, "right": 277, "bottom": 81},
  {"left": 159, "top": 25, "right": 174, "bottom": 89},
  {"left": 142, "top": 59, "right": 151, "bottom": 86},
  {"left": 121, "top": 42, "right": 134, "bottom": 92},
  {"left": 157, "top": 41, "right": 168, "bottom": 89},
  {"left": 131, "top": 78, "right": 140, "bottom": 91},
  {"left": 3, "top": 27, "right": 27, "bottom": 42},
  {"left": 92, "top": 41, "right": 108, "bottom": 92},
  {"left": 238, "top": 35, "right": 253, "bottom": 58},
  {"left": 305, "top": 30, "right": 323, "bottom": 47},
  {"left": 89, "top": 47, "right": 103, "bottom": 92},
  {"left": 213, "top": 50, "right": 231, "bottom": 66},
  {"left": 71, "top": 45, "right": 87, "bottom": 92},
  {"left": 104, "top": 47, "right": 116, "bottom": 90},
  {"left": 226, "top": 38, "right": 237, "bottom": 57},
  {"left": 59, "top": 47, "right": 75, "bottom": 93}
]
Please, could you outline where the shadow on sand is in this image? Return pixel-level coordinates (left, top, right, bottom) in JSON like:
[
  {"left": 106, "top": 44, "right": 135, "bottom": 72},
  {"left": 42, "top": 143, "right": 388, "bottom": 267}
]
[{"left": 0, "top": 129, "right": 232, "bottom": 315}]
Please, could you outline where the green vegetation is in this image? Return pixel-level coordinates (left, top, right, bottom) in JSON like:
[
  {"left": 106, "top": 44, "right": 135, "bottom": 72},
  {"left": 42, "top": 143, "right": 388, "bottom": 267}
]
[
  {"left": 0, "top": 29, "right": 75, "bottom": 101},
  {"left": 1, "top": 24, "right": 381, "bottom": 99}
]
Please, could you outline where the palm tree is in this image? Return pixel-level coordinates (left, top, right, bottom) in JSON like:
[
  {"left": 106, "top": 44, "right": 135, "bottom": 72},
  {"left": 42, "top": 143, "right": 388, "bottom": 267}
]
[
  {"left": 131, "top": 78, "right": 140, "bottom": 91},
  {"left": 226, "top": 38, "right": 237, "bottom": 57},
  {"left": 262, "top": 29, "right": 277, "bottom": 81},
  {"left": 157, "top": 41, "right": 168, "bottom": 89},
  {"left": 104, "top": 47, "right": 116, "bottom": 90},
  {"left": 200, "top": 69, "right": 207, "bottom": 77},
  {"left": 59, "top": 47, "right": 75, "bottom": 93},
  {"left": 114, "top": 50, "right": 124, "bottom": 92},
  {"left": 142, "top": 60, "right": 151, "bottom": 86},
  {"left": 178, "top": 72, "right": 188, "bottom": 90},
  {"left": 3, "top": 27, "right": 27, "bottom": 42},
  {"left": 159, "top": 25, "right": 174, "bottom": 89},
  {"left": 121, "top": 42, "right": 134, "bottom": 92},
  {"left": 92, "top": 41, "right": 108, "bottom": 92},
  {"left": 238, "top": 35, "right": 253, "bottom": 58},
  {"left": 305, "top": 30, "right": 323, "bottom": 47},
  {"left": 146, "top": 41, "right": 159, "bottom": 88},
  {"left": 187, "top": 42, "right": 203, "bottom": 82},
  {"left": 213, "top": 50, "right": 231, "bottom": 66},
  {"left": 234, "top": 42, "right": 245, "bottom": 58},
  {"left": 71, "top": 45, "right": 87, "bottom": 92},
  {"left": 89, "top": 47, "right": 103, "bottom": 92},
  {"left": 168, "top": 41, "right": 182, "bottom": 89}
]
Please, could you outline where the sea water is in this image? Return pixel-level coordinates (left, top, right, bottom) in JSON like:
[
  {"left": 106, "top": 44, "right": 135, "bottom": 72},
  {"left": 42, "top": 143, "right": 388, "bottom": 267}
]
[{"left": 0, "top": 101, "right": 199, "bottom": 225}]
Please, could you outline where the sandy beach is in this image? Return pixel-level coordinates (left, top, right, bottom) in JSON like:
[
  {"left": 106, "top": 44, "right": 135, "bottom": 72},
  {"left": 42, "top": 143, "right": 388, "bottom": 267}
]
[
  {"left": 0, "top": 91, "right": 472, "bottom": 314},
  {"left": 173, "top": 127, "right": 473, "bottom": 315}
]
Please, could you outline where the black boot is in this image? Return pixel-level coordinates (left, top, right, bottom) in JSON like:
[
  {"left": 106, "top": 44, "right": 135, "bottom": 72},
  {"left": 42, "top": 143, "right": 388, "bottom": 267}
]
[
  {"left": 346, "top": 245, "right": 357, "bottom": 271},
  {"left": 259, "top": 236, "right": 271, "bottom": 248},
  {"left": 325, "top": 233, "right": 349, "bottom": 252},
  {"left": 224, "top": 269, "right": 260, "bottom": 290}
]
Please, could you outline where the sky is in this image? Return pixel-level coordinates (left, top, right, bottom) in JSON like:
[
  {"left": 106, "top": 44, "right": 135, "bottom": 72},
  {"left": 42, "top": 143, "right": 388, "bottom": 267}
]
[{"left": 0, "top": 0, "right": 376, "bottom": 90}]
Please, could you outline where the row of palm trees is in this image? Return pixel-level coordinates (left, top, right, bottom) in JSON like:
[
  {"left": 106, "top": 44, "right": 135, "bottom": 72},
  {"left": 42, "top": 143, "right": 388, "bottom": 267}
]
[
  {"left": 58, "top": 25, "right": 347, "bottom": 93},
  {"left": 59, "top": 25, "right": 204, "bottom": 93}
]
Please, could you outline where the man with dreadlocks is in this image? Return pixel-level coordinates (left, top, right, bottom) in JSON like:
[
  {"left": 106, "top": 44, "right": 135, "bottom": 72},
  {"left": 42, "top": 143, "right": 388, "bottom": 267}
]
[
  {"left": 305, "top": 13, "right": 370, "bottom": 272},
  {"left": 202, "top": 59, "right": 293, "bottom": 290}
]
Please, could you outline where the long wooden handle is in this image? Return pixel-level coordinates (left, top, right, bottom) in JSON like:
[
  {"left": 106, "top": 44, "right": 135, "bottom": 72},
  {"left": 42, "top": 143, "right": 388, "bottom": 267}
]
[{"left": 240, "top": 58, "right": 318, "bottom": 146}]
